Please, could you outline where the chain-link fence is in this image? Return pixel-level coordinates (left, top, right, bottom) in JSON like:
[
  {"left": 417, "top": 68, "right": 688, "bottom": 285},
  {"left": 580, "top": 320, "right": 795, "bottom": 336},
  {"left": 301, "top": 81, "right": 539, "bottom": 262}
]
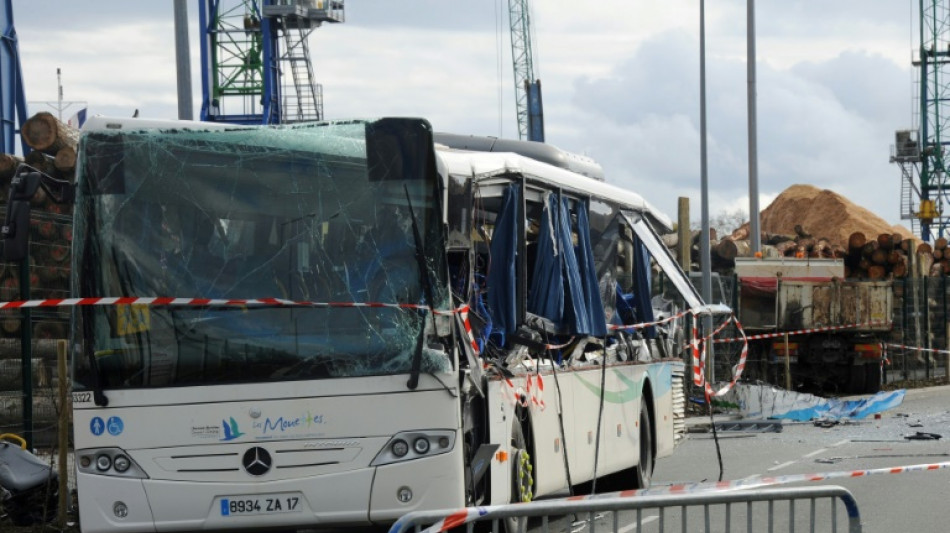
[
  {"left": 888, "top": 277, "right": 950, "bottom": 383},
  {"left": 0, "top": 197, "right": 76, "bottom": 530}
]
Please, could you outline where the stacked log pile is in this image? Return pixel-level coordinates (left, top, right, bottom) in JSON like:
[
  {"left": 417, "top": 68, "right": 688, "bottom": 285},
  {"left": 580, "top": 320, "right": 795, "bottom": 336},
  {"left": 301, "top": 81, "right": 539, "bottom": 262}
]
[
  {"left": 843, "top": 231, "right": 910, "bottom": 279},
  {"left": 0, "top": 112, "right": 76, "bottom": 340},
  {"left": 665, "top": 225, "right": 849, "bottom": 274},
  {"left": 667, "top": 223, "right": 942, "bottom": 281},
  {"left": 909, "top": 236, "right": 950, "bottom": 278}
]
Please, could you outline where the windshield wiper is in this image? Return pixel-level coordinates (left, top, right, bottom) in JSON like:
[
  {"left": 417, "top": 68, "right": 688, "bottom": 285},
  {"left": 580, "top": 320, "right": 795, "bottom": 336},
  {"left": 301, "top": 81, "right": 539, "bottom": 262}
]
[
  {"left": 81, "top": 306, "right": 109, "bottom": 406},
  {"left": 404, "top": 185, "right": 436, "bottom": 390}
]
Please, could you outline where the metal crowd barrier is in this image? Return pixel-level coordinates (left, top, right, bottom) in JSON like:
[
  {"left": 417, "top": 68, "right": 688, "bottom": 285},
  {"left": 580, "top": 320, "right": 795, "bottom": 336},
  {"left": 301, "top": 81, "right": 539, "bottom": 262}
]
[{"left": 390, "top": 485, "right": 862, "bottom": 533}]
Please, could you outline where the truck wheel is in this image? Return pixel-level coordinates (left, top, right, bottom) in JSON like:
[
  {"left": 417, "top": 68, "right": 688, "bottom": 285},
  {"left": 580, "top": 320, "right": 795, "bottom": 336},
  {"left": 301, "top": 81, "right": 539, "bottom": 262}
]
[
  {"left": 848, "top": 365, "right": 866, "bottom": 394},
  {"left": 865, "top": 362, "right": 882, "bottom": 394}
]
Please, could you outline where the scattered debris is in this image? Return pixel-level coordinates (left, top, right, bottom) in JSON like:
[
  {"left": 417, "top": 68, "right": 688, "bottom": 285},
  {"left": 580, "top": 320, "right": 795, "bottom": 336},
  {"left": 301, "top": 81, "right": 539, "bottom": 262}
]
[
  {"left": 713, "top": 420, "right": 783, "bottom": 433},
  {"left": 905, "top": 432, "right": 942, "bottom": 440}
]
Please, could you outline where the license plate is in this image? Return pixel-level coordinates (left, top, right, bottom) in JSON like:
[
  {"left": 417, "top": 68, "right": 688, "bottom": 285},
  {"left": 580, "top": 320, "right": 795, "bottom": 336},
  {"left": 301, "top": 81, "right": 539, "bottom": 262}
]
[{"left": 220, "top": 494, "right": 302, "bottom": 516}]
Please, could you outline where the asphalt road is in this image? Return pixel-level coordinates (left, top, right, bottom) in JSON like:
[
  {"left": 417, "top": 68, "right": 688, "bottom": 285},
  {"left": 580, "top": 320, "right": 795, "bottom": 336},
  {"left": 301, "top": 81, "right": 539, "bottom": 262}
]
[
  {"left": 510, "top": 385, "right": 950, "bottom": 533},
  {"left": 642, "top": 384, "right": 950, "bottom": 532}
]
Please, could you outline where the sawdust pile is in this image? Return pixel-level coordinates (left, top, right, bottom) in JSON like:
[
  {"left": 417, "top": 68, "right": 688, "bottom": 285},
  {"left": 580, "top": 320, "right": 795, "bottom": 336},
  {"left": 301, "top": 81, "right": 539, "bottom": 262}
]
[{"left": 752, "top": 184, "right": 911, "bottom": 247}]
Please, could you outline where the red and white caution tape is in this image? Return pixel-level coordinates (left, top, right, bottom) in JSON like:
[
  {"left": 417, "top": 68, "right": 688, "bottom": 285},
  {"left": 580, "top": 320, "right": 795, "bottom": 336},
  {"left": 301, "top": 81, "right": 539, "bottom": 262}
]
[
  {"left": 608, "top": 308, "right": 691, "bottom": 332},
  {"left": 499, "top": 372, "right": 547, "bottom": 411},
  {"left": 542, "top": 337, "right": 575, "bottom": 351},
  {"left": 0, "top": 295, "right": 470, "bottom": 314},
  {"left": 885, "top": 343, "right": 950, "bottom": 355},
  {"left": 692, "top": 315, "right": 749, "bottom": 398},
  {"left": 458, "top": 305, "right": 481, "bottom": 356},
  {"left": 714, "top": 320, "right": 892, "bottom": 344},
  {"left": 0, "top": 294, "right": 499, "bottom": 362},
  {"left": 586, "top": 460, "right": 950, "bottom": 499},
  {"left": 396, "top": 460, "right": 950, "bottom": 533}
]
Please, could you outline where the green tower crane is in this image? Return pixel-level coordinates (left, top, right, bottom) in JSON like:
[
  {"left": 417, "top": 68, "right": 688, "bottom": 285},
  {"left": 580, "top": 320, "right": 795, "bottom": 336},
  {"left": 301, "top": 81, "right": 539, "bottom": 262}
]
[{"left": 894, "top": 0, "right": 950, "bottom": 240}]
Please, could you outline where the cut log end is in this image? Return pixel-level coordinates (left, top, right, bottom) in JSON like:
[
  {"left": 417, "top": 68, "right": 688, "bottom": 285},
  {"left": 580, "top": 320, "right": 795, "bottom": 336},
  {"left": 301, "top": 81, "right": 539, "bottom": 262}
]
[
  {"left": 848, "top": 231, "right": 866, "bottom": 251},
  {"left": 22, "top": 112, "right": 80, "bottom": 154}
]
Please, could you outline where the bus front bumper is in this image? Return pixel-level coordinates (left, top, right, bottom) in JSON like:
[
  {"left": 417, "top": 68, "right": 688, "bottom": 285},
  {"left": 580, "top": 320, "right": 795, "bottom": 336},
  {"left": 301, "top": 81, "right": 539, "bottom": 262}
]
[{"left": 76, "top": 449, "right": 465, "bottom": 533}]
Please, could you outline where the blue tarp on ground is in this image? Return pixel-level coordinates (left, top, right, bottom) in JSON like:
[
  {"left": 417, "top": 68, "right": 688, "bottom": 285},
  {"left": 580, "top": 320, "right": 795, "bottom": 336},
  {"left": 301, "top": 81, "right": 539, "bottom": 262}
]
[
  {"left": 727, "top": 383, "right": 906, "bottom": 421},
  {"left": 778, "top": 390, "right": 907, "bottom": 421}
]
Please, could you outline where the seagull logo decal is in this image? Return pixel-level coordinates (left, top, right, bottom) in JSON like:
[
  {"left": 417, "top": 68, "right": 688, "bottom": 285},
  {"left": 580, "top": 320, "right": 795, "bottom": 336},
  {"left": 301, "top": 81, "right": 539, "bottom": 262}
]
[
  {"left": 221, "top": 417, "right": 245, "bottom": 441},
  {"left": 575, "top": 370, "right": 641, "bottom": 404}
]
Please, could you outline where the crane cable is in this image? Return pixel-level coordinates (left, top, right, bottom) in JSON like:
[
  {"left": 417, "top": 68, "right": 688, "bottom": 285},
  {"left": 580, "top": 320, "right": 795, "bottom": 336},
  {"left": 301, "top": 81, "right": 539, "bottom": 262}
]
[{"left": 495, "top": 0, "right": 505, "bottom": 137}]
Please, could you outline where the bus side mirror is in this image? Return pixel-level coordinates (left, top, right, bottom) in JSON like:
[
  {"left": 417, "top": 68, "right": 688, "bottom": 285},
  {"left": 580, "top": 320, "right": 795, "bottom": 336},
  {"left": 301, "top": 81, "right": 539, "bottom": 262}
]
[
  {"left": 10, "top": 171, "right": 42, "bottom": 201},
  {"left": 2, "top": 171, "right": 43, "bottom": 262},
  {"left": 2, "top": 200, "right": 31, "bottom": 261}
]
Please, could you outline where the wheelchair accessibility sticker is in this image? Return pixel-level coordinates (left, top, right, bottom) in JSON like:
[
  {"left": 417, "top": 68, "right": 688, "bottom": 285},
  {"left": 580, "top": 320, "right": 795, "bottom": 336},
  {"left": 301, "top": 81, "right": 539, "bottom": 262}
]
[
  {"left": 90, "top": 416, "right": 124, "bottom": 436},
  {"left": 107, "top": 416, "right": 124, "bottom": 436}
]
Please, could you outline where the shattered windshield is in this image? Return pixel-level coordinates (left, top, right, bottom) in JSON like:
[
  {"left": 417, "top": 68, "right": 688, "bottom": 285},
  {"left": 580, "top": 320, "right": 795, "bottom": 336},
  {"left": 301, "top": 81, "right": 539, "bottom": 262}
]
[{"left": 72, "top": 119, "right": 450, "bottom": 390}]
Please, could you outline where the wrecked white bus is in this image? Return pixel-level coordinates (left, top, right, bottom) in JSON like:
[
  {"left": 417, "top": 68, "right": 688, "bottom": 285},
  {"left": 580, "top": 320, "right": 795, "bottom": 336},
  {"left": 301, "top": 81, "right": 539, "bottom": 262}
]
[{"left": 7, "top": 117, "right": 707, "bottom": 532}]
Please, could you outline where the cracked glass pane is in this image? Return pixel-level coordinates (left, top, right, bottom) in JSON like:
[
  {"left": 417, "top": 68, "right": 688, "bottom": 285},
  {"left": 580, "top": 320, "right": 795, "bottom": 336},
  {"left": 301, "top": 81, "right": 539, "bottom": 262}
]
[{"left": 72, "top": 119, "right": 450, "bottom": 390}]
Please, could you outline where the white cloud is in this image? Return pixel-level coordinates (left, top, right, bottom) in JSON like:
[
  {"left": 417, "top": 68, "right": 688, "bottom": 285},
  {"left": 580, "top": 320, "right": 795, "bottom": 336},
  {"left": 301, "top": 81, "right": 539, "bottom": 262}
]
[{"left": 8, "top": 0, "right": 917, "bottom": 229}]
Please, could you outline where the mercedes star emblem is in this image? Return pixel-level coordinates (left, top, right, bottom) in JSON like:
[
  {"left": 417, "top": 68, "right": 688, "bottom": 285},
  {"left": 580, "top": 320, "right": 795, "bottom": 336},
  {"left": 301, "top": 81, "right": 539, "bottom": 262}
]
[{"left": 242, "top": 447, "right": 272, "bottom": 476}]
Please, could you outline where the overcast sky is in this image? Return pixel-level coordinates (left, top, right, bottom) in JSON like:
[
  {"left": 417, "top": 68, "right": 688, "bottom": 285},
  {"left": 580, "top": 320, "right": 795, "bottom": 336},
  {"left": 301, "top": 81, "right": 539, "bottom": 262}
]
[{"left": 12, "top": 1, "right": 916, "bottom": 228}]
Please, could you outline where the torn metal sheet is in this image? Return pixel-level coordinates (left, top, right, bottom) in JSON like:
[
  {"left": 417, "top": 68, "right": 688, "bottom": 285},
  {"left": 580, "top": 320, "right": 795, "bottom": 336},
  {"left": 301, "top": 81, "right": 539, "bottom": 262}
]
[{"left": 723, "top": 383, "right": 906, "bottom": 421}]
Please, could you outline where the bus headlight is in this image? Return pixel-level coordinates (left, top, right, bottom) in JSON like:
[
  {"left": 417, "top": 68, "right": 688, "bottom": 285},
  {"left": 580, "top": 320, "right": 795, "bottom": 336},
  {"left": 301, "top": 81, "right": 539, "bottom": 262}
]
[
  {"left": 371, "top": 430, "right": 456, "bottom": 466},
  {"left": 413, "top": 437, "right": 430, "bottom": 454},
  {"left": 96, "top": 454, "right": 112, "bottom": 471},
  {"left": 391, "top": 439, "right": 409, "bottom": 457},
  {"left": 77, "top": 448, "right": 148, "bottom": 479},
  {"left": 113, "top": 454, "right": 131, "bottom": 473}
]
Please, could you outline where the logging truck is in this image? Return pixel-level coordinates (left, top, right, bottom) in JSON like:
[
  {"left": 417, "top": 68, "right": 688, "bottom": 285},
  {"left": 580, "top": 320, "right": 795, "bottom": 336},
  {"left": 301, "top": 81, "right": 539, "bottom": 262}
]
[{"left": 711, "top": 258, "right": 892, "bottom": 394}]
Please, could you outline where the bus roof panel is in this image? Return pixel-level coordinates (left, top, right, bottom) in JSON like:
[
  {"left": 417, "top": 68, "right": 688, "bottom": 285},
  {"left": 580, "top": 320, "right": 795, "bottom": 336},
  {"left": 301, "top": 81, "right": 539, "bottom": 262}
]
[{"left": 436, "top": 148, "right": 674, "bottom": 232}]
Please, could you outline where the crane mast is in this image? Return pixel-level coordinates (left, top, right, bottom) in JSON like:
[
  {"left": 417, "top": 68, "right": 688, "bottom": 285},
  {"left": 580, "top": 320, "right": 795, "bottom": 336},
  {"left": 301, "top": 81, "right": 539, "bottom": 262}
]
[
  {"left": 508, "top": 0, "right": 544, "bottom": 142},
  {"left": 0, "top": 0, "right": 28, "bottom": 154},
  {"left": 894, "top": 0, "right": 950, "bottom": 240},
  {"left": 198, "top": 0, "right": 343, "bottom": 125}
]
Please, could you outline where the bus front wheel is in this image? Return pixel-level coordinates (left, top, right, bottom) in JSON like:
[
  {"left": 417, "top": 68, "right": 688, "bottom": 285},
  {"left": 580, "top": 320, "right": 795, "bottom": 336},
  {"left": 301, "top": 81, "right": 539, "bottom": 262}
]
[{"left": 505, "top": 419, "right": 533, "bottom": 533}]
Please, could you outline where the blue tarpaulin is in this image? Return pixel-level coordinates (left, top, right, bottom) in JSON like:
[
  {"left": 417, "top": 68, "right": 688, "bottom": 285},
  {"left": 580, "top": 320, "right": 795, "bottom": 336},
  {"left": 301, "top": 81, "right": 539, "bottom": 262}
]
[
  {"left": 487, "top": 184, "right": 520, "bottom": 337},
  {"left": 631, "top": 230, "right": 656, "bottom": 338},
  {"left": 557, "top": 195, "right": 589, "bottom": 333},
  {"left": 528, "top": 193, "right": 563, "bottom": 324},
  {"left": 778, "top": 390, "right": 906, "bottom": 421},
  {"left": 575, "top": 199, "right": 606, "bottom": 337},
  {"left": 527, "top": 193, "right": 606, "bottom": 336},
  {"left": 728, "top": 383, "right": 906, "bottom": 421}
]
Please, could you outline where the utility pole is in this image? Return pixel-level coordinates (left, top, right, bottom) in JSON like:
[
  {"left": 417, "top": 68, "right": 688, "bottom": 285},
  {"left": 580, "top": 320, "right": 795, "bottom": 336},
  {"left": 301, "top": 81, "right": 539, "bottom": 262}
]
[
  {"left": 174, "top": 0, "right": 194, "bottom": 120},
  {"left": 699, "top": 0, "right": 715, "bottom": 382},
  {"left": 29, "top": 68, "right": 85, "bottom": 123},
  {"left": 747, "top": 0, "right": 761, "bottom": 254}
]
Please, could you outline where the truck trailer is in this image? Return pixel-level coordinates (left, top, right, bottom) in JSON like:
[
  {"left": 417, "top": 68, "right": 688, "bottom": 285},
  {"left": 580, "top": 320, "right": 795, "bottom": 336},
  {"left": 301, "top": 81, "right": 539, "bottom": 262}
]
[{"left": 713, "top": 258, "right": 891, "bottom": 394}]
